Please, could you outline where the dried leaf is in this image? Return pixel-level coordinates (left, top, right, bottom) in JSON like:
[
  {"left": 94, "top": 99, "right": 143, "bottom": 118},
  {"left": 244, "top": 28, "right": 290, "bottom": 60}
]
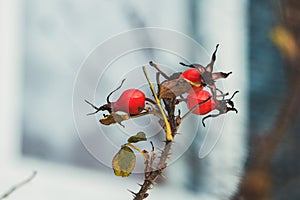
[
  {"left": 112, "top": 146, "right": 136, "bottom": 177},
  {"left": 159, "top": 78, "right": 192, "bottom": 99},
  {"left": 100, "top": 112, "right": 129, "bottom": 126},
  {"left": 127, "top": 132, "right": 147, "bottom": 143}
]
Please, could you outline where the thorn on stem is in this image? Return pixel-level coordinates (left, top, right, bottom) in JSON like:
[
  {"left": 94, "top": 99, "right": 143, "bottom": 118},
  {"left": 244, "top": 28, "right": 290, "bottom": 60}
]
[
  {"left": 127, "top": 189, "right": 137, "bottom": 197},
  {"left": 150, "top": 141, "right": 154, "bottom": 152}
]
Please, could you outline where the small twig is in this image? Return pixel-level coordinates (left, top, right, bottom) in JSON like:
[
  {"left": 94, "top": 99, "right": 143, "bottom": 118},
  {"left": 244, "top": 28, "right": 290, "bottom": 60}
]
[
  {"left": 0, "top": 171, "right": 37, "bottom": 200},
  {"left": 149, "top": 61, "right": 169, "bottom": 80}
]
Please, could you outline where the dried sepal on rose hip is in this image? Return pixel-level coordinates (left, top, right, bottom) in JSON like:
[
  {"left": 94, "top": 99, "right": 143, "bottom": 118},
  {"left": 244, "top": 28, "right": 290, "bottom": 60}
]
[
  {"left": 186, "top": 88, "right": 239, "bottom": 126},
  {"left": 180, "top": 44, "right": 232, "bottom": 98}
]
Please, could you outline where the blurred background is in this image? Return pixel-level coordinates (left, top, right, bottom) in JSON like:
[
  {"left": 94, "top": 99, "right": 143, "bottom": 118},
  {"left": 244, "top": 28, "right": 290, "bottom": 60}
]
[{"left": 0, "top": 0, "right": 299, "bottom": 199}]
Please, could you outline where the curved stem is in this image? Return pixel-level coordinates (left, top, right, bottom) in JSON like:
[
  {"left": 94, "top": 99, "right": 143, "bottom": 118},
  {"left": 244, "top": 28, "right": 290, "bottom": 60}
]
[
  {"left": 106, "top": 79, "right": 126, "bottom": 103},
  {"left": 143, "top": 66, "right": 173, "bottom": 141}
]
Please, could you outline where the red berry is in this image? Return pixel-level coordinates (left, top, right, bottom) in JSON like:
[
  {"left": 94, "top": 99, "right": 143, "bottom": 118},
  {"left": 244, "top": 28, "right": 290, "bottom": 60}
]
[
  {"left": 187, "top": 89, "right": 217, "bottom": 115},
  {"left": 181, "top": 68, "right": 203, "bottom": 84},
  {"left": 112, "top": 89, "right": 145, "bottom": 115}
]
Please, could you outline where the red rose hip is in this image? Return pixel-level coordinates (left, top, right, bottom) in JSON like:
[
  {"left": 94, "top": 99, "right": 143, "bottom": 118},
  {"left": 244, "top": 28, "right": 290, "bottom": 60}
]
[
  {"left": 187, "top": 89, "right": 217, "bottom": 115},
  {"left": 112, "top": 89, "right": 145, "bottom": 115},
  {"left": 181, "top": 68, "right": 203, "bottom": 84},
  {"left": 85, "top": 79, "right": 147, "bottom": 116}
]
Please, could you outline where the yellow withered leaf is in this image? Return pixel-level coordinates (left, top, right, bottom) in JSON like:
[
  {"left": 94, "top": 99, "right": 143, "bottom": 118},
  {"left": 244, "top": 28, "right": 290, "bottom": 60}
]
[{"left": 112, "top": 146, "right": 136, "bottom": 177}]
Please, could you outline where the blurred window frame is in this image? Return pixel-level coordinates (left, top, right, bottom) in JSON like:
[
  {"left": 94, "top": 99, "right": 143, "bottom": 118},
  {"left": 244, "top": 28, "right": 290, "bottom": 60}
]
[{"left": 0, "top": 1, "right": 113, "bottom": 199}]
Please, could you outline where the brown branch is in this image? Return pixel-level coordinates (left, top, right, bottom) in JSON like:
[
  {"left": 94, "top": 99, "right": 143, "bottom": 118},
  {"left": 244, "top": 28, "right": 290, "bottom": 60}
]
[
  {"left": 133, "top": 101, "right": 176, "bottom": 200},
  {"left": 0, "top": 171, "right": 37, "bottom": 200},
  {"left": 133, "top": 141, "right": 172, "bottom": 200}
]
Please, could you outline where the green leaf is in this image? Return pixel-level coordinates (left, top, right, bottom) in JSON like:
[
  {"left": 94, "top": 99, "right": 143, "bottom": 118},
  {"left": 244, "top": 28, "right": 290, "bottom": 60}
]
[
  {"left": 112, "top": 146, "right": 136, "bottom": 177},
  {"left": 127, "top": 132, "right": 147, "bottom": 143}
]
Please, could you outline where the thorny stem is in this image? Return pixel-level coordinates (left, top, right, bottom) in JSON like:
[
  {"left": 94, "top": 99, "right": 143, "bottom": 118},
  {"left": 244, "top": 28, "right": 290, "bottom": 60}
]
[
  {"left": 0, "top": 171, "right": 37, "bottom": 200},
  {"left": 133, "top": 141, "right": 172, "bottom": 200},
  {"left": 133, "top": 67, "right": 181, "bottom": 200}
]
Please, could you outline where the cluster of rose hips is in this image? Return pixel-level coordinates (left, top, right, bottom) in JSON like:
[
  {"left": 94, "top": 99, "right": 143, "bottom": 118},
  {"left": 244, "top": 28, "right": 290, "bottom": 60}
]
[{"left": 85, "top": 44, "right": 238, "bottom": 128}]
